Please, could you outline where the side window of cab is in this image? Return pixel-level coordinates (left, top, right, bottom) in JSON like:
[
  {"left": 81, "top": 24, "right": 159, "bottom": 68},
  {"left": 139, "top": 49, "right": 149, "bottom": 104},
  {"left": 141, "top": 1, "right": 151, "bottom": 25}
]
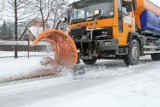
[{"left": 122, "top": 1, "right": 128, "bottom": 16}]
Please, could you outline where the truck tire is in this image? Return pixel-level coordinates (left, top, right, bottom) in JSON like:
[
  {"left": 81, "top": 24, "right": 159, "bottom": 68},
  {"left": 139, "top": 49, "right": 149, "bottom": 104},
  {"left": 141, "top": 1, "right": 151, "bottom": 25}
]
[
  {"left": 123, "top": 39, "right": 140, "bottom": 66},
  {"left": 82, "top": 58, "right": 97, "bottom": 65},
  {"left": 151, "top": 53, "right": 160, "bottom": 61}
]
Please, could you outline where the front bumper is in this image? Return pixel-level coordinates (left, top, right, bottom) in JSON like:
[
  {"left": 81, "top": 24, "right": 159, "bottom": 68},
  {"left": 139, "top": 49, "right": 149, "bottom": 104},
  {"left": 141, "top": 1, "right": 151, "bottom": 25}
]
[{"left": 97, "top": 39, "right": 118, "bottom": 51}]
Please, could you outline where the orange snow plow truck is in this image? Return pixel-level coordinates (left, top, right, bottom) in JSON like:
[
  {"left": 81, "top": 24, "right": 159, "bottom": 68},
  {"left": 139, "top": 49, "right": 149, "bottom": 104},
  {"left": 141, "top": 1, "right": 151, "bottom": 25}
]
[{"left": 33, "top": 0, "right": 160, "bottom": 70}]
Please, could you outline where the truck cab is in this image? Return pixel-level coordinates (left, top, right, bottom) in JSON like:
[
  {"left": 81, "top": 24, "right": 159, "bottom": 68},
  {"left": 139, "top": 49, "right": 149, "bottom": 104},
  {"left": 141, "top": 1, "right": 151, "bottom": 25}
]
[{"left": 67, "top": 0, "right": 160, "bottom": 66}]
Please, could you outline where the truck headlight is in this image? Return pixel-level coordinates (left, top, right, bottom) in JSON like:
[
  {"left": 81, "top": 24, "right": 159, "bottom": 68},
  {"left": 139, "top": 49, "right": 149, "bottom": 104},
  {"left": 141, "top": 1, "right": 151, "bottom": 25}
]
[
  {"left": 60, "top": 17, "right": 67, "bottom": 23},
  {"left": 94, "top": 10, "right": 101, "bottom": 16}
]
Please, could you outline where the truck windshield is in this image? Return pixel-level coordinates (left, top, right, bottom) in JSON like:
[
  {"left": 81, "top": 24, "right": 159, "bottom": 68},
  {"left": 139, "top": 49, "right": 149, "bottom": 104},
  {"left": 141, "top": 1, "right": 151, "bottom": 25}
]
[{"left": 71, "top": 0, "right": 114, "bottom": 24}]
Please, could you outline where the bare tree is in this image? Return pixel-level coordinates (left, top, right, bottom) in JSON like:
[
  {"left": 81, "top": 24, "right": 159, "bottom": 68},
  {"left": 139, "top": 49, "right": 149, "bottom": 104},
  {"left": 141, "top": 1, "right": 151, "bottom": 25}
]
[
  {"left": 30, "top": 0, "right": 53, "bottom": 31},
  {"left": 51, "top": 0, "right": 68, "bottom": 28},
  {"left": 31, "top": 0, "right": 68, "bottom": 31},
  {"left": 7, "top": 0, "right": 37, "bottom": 58}
]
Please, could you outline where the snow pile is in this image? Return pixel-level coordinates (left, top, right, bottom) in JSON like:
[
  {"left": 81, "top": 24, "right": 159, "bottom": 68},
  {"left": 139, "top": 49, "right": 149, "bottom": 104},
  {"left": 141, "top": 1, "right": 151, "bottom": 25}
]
[{"left": 0, "top": 58, "right": 57, "bottom": 83}]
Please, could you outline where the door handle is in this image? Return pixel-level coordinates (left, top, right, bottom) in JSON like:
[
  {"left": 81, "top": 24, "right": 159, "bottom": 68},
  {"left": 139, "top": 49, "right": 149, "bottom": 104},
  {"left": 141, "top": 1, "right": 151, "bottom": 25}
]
[{"left": 128, "top": 25, "right": 132, "bottom": 28}]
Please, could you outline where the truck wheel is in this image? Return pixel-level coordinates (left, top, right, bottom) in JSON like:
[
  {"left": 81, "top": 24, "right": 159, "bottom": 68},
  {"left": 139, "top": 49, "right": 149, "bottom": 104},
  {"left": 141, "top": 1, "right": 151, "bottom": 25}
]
[
  {"left": 82, "top": 58, "right": 97, "bottom": 65},
  {"left": 123, "top": 39, "right": 140, "bottom": 66},
  {"left": 151, "top": 53, "right": 160, "bottom": 61}
]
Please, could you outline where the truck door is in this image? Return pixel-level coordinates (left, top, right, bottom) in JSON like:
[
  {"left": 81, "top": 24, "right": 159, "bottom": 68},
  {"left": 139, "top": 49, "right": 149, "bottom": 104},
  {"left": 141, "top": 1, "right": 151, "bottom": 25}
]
[{"left": 117, "top": 0, "right": 134, "bottom": 46}]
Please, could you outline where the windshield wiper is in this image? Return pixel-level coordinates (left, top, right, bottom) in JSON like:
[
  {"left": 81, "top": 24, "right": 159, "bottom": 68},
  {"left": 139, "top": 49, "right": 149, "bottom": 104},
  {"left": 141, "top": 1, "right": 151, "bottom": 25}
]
[{"left": 71, "top": 18, "right": 86, "bottom": 24}]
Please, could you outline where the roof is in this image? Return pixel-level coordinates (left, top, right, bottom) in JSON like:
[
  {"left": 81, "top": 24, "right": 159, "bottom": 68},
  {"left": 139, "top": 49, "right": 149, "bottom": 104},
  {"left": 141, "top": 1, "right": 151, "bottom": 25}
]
[{"left": 28, "top": 26, "right": 43, "bottom": 37}]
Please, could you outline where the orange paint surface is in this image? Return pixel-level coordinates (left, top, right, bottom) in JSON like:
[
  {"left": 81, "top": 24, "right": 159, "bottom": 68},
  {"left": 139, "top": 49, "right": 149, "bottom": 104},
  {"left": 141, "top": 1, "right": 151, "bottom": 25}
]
[
  {"left": 135, "top": 0, "right": 160, "bottom": 28},
  {"left": 32, "top": 29, "right": 78, "bottom": 68}
]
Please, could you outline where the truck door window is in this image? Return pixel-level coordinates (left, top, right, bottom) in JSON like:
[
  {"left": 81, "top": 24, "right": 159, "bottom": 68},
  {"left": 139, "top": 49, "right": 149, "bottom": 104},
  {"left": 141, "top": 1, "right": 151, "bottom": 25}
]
[
  {"left": 73, "top": 9, "right": 85, "bottom": 19},
  {"left": 122, "top": 1, "right": 133, "bottom": 17}
]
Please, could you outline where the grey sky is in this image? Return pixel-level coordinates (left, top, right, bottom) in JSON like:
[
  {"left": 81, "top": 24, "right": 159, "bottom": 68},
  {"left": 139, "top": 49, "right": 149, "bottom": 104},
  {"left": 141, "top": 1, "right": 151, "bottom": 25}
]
[{"left": 69, "top": 0, "right": 160, "bottom": 7}]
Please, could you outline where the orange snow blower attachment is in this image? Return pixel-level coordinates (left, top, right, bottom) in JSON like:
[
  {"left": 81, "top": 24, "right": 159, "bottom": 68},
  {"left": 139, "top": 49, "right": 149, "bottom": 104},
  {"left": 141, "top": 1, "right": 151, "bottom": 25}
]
[{"left": 32, "top": 29, "right": 78, "bottom": 69}]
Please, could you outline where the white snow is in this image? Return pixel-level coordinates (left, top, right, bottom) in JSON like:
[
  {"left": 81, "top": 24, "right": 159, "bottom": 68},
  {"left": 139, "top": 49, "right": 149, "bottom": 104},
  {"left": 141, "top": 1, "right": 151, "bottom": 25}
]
[
  {"left": 0, "top": 56, "right": 160, "bottom": 107},
  {"left": 0, "top": 57, "right": 55, "bottom": 83}
]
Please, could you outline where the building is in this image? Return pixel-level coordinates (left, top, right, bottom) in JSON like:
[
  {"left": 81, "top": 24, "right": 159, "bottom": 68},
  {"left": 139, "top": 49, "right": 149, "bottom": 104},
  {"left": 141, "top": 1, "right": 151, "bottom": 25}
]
[
  {"left": 32, "top": 18, "right": 49, "bottom": 28},
  {"left": 20, "top": 18, "right": 48, "bottom": 40}
]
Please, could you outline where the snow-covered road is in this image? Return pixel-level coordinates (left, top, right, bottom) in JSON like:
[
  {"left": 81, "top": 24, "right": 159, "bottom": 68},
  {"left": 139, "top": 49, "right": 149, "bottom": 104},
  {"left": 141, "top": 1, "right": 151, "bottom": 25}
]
[{"left": 0, "top": 56, "right": 160, "bottom": 107}]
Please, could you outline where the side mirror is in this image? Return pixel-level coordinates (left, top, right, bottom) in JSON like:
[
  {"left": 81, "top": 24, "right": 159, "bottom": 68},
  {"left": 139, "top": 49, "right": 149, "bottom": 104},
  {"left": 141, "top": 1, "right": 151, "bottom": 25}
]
[
  {"left": 126, "top": 2, "right": 132, "bottom": 12},
  {"left": 55, "top": 17, "right": 67, "bottom": 29},
  {"left": 60, "top": 17, "right": 67, "bottom": 23}
]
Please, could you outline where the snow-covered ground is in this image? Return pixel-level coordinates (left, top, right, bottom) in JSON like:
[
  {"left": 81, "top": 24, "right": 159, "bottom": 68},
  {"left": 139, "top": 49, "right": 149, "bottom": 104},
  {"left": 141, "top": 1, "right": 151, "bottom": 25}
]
[
  {"left": 0, "top": 57, "right": 55, "bottom": 83},
  {"left": 0, "top": 56, "right": 160, "bottom": 107}
]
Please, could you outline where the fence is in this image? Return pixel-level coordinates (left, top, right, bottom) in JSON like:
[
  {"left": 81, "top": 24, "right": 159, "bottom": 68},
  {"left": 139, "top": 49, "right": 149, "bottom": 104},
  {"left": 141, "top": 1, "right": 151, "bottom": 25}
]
[{"left": 0, "top": 40, "right": 53, "bottom": 58}]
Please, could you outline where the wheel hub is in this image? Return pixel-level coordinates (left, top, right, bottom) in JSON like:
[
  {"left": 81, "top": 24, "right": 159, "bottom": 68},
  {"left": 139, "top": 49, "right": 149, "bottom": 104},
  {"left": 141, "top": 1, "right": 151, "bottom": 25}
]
[{"left": 131, "top": 45, "right": 139, "bottom": 60}]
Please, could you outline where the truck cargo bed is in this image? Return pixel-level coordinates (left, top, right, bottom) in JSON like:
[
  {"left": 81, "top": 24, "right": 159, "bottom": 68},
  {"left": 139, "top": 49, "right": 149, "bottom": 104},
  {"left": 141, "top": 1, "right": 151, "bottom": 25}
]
[
  {"left": 141, "top": 10, "right": 160, "bottom": 33},
  {"left": 135, "top": 0, "right": 160, "bottom": 31},
  {"left": 136, "top": 0, "right": 160, "bottom": 15}
]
